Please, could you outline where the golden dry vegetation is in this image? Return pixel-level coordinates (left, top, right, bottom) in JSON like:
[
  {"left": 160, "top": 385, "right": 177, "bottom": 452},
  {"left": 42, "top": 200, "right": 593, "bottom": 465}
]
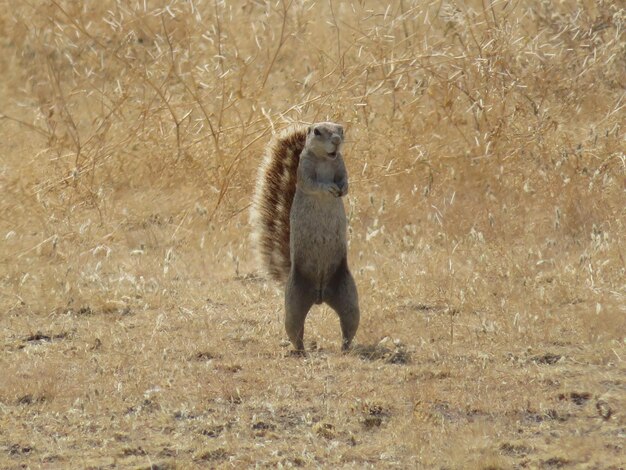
[{"left": 1, "top": 1, "right": 625, "bottom": 468}]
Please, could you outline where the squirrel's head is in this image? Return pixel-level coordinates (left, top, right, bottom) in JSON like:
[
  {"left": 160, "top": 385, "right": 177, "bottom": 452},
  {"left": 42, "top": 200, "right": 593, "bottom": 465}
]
[{"left": 306, "top": 122, "right": 344, "bottom": 159}]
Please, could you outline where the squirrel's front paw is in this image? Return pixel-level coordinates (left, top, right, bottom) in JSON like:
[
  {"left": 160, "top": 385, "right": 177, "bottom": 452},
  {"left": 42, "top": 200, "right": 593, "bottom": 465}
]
[{"left": 327, "top": 184, "right": 341, "bottom": 197}]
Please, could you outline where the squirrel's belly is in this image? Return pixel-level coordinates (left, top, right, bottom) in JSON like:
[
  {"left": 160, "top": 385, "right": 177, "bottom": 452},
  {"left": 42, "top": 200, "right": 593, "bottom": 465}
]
[{"left": 290, "top": 194, "right": 347, "bottom": 281}]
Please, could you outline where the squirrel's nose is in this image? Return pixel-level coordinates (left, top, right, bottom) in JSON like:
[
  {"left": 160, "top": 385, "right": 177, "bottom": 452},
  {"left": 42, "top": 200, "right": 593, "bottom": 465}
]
[{"left": 330, "top": 135, "right": 341, "bottom": 145}]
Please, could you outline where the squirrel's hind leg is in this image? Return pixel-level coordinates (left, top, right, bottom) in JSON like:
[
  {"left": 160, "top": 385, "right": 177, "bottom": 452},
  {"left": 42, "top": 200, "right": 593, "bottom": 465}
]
[
  {"left": 324, "top": 260, "right": 360, "bottom": 351},
  {"left": 285, "top": 268, "right": 316, "bottom": 352}
]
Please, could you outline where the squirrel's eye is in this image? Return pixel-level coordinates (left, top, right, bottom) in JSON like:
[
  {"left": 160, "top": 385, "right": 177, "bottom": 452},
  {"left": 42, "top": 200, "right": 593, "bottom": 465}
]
[{"left": 314, "top": 128, "right": 321, "bottom": 136}]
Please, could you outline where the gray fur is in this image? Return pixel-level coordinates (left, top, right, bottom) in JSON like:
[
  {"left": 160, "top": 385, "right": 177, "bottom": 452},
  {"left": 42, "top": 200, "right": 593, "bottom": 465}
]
[{"left": 285, "top": 122, "right": 360, "bottom": 352}]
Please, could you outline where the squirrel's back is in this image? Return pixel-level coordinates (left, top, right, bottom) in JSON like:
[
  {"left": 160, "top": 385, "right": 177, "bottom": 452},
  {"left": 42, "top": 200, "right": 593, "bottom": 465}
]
[{"left": 250, "top": 125, "right": 308, "bottom": 282}]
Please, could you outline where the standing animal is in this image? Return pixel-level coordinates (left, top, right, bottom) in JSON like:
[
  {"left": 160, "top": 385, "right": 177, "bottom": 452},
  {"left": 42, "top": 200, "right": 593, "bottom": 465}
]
[{"left": 251, "top": 122, "right": 360, "bottom": 352}]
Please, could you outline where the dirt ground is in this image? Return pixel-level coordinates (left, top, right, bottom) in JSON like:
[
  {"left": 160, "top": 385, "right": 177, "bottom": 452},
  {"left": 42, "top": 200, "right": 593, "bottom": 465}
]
[{"left": 1, "top": 1, "right": 624, "bottom": 468}]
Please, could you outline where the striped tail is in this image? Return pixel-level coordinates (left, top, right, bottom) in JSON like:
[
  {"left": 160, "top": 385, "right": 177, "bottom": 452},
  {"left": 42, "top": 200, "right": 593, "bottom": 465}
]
[{"left": 250, "top": 126, "right": 307, "bottom": 282}]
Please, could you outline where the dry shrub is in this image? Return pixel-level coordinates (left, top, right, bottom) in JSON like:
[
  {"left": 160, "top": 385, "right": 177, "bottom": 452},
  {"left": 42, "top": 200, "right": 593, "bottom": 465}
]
[{"left": 2, "top": 1, "right": 623, "bottom": 314}]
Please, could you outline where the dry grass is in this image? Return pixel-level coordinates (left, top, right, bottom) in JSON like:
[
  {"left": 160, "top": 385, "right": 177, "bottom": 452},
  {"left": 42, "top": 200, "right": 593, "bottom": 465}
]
[{"left": 1, "top": 0, "right": 624, "bottom": 468}]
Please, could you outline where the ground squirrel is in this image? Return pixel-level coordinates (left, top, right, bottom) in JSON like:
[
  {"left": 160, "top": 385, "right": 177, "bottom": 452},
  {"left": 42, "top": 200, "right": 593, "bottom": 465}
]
[{"left": 251, "top": 122, "right": 360, "bottom": 352}]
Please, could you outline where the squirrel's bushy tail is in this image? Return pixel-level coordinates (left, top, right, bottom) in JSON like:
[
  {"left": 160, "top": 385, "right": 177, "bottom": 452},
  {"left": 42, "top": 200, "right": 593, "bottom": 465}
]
[{"left": 250, "top": 126, "right": 307, "bottom": 282}]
